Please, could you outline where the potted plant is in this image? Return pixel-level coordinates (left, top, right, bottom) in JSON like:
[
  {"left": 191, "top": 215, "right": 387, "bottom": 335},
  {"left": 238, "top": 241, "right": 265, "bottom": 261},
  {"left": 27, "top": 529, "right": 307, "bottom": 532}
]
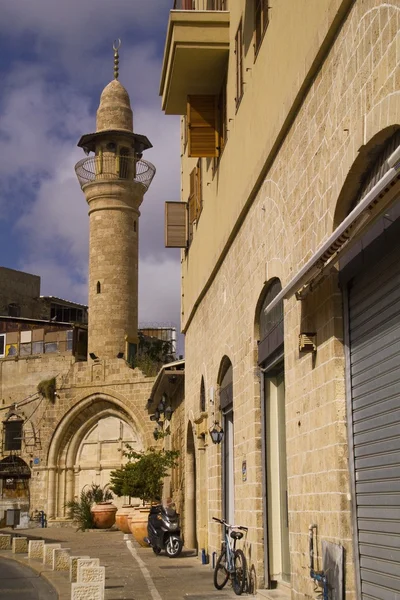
[
  {"left": 65, "top": 483, "right": 115, "bottom": 531},
  {"left": 110, "top": 446, "right": 179, "bottom": 545}
]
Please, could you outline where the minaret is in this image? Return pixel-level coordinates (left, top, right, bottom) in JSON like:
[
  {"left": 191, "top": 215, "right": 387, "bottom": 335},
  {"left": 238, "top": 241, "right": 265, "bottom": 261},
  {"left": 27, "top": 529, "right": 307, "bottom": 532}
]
[{"left": 75, "top": 41, "right": 155, "bottom": 362}]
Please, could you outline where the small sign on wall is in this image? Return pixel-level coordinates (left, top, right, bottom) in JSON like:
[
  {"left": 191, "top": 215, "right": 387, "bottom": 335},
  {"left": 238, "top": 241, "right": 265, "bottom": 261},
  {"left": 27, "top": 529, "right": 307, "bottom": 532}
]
[{"left": 242, "top": 460, "right": 247, "bottom": 482}]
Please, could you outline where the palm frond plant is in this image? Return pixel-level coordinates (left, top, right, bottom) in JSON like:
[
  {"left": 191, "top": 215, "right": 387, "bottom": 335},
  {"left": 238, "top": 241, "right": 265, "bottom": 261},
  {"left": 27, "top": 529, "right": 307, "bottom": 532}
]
[{"left": 65, "top": 483, "right": 113, "bottom": 531}]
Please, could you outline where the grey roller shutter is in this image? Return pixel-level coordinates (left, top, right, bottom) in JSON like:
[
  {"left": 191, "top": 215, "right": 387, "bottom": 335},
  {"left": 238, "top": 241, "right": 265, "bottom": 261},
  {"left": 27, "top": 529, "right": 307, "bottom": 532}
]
[{"left": 349, "top": 240, "right": 400, "bottom": 599}]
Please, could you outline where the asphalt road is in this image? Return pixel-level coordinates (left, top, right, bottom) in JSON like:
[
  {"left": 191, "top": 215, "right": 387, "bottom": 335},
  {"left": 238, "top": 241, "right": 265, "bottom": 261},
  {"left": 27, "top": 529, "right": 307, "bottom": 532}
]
[{"left": 0, "top": 557, "right": 58, "bottom": 599}]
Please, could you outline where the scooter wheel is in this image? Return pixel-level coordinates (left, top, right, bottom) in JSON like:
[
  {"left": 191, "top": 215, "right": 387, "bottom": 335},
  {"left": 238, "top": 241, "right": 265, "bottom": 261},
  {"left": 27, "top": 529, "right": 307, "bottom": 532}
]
[
  {"left": 165, "top": 536, "right": 183, "bottom": 558},
  {"left": 152, "top": 546, "right": 162, "bottom": 555}
]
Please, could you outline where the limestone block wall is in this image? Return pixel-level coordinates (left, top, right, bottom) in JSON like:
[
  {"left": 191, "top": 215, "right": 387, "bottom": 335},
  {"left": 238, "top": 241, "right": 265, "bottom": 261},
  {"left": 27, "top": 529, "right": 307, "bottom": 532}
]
[
  {"left": 0, "top": 354, "right": 156, "bottom": 519},
  {"left": 182, "top": 1, "right": 400, "bottom": 597}
]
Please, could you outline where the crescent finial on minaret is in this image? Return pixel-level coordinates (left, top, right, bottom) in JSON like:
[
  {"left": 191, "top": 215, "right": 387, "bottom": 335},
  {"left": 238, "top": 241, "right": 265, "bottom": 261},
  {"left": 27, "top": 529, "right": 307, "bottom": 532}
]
[{"left": 113, "top": 39, "right": 121, "bottom": 80}]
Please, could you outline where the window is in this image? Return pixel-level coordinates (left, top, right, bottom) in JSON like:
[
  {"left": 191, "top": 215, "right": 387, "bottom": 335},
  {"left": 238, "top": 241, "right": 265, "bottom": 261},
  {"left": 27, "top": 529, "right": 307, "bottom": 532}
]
[
  {"left": 8, "top": 303, "right": 20, "bottom": 317},
  {"left": 188, "top": 161, "right": 202, "bottom": 243},
  {"left": 45, "top": 342, "right": 58, "bottom": 353},
  {"left": 32, "top": 341, "right": 44, "bottom": 355},
  {"left": 0, "top": 335, "right": 4, "bottom": 358},
  {"left": 255, "top": 0, "right": 269, "bottom": 55},
  {"left": 214, "top": 77, "right": 228, "bottom": 173},
  {"left": 66, "top": 330, "right": 73, "bottom": 352},
  {"left": 200, "top": 377, "right": 206, "bottom": 413},
  {"left": 235, "top": 20, "right": 244, "bottom": 109},
  {"left": 165, "top": 202, "right": 188, "bottom": 248},
  {"left": 4, "top": 420, "right": 23, "bottom": 451},
  {"left": 187, "top": 95, "right": 219, "bottom": 158},
  {"left": 97, "top": 281, "right": 101, "bottom": 294}
]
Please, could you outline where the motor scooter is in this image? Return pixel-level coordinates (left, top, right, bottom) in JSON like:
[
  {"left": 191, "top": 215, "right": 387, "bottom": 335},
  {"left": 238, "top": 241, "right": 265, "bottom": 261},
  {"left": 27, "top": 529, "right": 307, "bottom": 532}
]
[{"left": 144, "top": 502, "right": 183, "bottom": 557}]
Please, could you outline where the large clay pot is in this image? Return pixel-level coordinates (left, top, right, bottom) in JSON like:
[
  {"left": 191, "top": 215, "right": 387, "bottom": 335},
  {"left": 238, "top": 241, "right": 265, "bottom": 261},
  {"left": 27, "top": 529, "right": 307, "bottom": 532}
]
[
  {"left": 129, "top": 506, "right": 150, "bottom": 547},
  {"left": 115, "top": 505, "right": 134, "bottom": 534},
  {"left": 91, "top": 502, "right": 118, "bottom": 529}
]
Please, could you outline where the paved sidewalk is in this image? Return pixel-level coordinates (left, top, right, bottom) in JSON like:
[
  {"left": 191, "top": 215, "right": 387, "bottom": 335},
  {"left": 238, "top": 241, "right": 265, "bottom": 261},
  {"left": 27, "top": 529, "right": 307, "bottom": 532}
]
[{"left": 1, "top": 527, "right": 242, "bottom": 600}]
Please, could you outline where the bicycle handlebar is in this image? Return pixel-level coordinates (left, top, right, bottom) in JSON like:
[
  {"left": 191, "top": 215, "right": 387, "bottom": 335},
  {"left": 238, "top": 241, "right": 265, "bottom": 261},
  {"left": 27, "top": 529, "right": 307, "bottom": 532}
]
[{"left": 212, "top": 516, "right": 248, "bottom": 531}]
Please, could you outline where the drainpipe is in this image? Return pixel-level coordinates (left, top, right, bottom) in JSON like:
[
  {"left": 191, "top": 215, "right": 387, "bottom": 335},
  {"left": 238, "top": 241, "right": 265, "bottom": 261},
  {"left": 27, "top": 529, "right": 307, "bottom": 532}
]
[{"left": 308, "top": 524, "right": 328, "bottom": 600}]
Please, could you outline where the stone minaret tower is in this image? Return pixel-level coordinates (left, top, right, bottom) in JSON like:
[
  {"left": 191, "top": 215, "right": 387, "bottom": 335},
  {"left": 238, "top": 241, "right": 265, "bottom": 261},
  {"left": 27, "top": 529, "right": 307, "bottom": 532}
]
[{"left": 75, "top": 42, "right": 155, "bottom": 362}]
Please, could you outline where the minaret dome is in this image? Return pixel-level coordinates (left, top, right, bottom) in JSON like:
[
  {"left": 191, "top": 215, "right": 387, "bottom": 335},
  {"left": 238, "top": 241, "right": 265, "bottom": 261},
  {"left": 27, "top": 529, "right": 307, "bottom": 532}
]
[{"left": 96, "top": 79, "right": 133, "bottom": 133}]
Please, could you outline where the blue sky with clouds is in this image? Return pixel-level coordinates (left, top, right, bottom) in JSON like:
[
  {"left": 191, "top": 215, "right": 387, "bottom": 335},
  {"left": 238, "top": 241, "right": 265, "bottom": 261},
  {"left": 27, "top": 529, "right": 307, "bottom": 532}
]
[{"left": 0, "top": 0, "right": 181, "bottom": 331}]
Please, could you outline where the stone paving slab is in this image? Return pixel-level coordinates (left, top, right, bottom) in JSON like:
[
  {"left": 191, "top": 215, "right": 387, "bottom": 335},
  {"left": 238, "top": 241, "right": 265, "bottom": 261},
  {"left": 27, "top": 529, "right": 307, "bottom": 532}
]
[{"left": 0, "top": 528, "right": 251, "bottom": 599}]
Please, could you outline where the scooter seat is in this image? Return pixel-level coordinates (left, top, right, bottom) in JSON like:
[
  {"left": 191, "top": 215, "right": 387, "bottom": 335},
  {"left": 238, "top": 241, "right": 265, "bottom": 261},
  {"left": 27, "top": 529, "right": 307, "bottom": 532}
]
[
  {"left": 230, "top": 530, "right": 244, "bottom": 541},
  {"left": 150, "top": 505, "right": 162, "bottom": 515}
]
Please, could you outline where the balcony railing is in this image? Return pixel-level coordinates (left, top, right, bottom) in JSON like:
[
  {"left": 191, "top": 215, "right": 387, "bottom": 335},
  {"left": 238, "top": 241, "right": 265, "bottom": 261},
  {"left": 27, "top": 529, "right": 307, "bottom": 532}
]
[
  {"left": 173, "top": 0, "right": 227, "bottom": 9},
  {"left": 75, "top": 155, "right": 156, "bottom": 190}
]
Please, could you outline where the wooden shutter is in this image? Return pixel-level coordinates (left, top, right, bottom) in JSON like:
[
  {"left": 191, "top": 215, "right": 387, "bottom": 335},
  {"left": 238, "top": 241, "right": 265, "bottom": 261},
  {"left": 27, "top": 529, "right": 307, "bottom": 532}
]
[
  {"left": 187, "top": 95, "right": 219, "bottom": 158},
  {"left": 165, "top": 202, "right": 187, "bottom": 248}
]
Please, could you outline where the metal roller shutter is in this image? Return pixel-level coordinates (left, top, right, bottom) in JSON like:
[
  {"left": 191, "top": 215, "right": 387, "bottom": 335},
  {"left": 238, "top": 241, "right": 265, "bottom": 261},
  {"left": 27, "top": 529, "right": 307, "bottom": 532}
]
[{"left": 349, "top": 240, "right": 400, "bottom": 599}]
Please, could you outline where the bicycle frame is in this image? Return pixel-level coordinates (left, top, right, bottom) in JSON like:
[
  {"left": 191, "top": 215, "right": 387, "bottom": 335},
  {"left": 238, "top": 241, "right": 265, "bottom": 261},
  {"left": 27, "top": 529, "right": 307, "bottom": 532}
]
[{"left": 213, "top": 517, "right": 248, "bottom": 572}]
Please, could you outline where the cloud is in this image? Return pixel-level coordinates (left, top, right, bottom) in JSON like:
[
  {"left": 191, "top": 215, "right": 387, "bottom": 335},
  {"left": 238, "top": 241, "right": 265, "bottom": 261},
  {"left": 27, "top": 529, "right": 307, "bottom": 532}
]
[{"left": 0, "top": 14, "right": 182, "bottom": 330}]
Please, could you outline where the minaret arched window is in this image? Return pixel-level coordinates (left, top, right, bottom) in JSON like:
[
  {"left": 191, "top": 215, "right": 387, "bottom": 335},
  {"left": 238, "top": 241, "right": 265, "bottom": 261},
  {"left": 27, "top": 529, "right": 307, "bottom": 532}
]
[
  {"left": 96, "top": 281, "right": 101, "bottom": 294},
  {"left": 119, "top": 147, "right": 130, "bottom": 179}
]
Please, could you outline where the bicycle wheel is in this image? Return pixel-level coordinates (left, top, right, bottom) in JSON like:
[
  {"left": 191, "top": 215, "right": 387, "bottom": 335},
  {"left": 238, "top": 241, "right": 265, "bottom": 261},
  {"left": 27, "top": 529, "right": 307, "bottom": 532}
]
[
  {"left": 213, "top": 550, "right": 229, "bottom": 590},
  {"left": 232, "top": 549, "right": 247, "bottom": 595}
]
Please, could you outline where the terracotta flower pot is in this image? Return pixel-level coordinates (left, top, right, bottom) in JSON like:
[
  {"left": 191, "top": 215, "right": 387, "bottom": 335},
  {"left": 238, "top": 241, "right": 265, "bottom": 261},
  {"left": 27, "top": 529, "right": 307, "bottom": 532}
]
[
  {"left": 91, "top": 501, "right": 118, "bottom": 529},
  {"left": 115, "top": 505, "right": 134, "bottom": 534},
  {"left": 129, "top": 506, "right": 150, "bottom": 547}
]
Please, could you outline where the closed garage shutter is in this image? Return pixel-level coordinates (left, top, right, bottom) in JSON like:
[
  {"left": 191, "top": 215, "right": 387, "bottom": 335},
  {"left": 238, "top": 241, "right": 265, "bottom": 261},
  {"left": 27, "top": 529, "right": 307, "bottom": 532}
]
[{"left": 349, "top": 239, "right": 400, "bottom": 599}]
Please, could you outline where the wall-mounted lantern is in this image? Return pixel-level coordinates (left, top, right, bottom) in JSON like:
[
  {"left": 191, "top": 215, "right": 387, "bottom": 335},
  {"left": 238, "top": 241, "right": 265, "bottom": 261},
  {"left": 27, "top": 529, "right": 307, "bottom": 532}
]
[
  {"left": 209, "top": 422, "right": 224, "bottom": 445},
  {"left": 164, "top": 406, "right": 174, "bottom": 421}
]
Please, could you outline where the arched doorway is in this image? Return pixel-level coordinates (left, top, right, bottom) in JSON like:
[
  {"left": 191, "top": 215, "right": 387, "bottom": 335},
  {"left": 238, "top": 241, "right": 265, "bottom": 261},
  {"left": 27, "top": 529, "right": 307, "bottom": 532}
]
[
  {"left": 218, "top": 357, "right": 234, "bottom": 524},
  {"left": 0, "top": 456, "right": 31, "bottom": 528},
  {"left": 340, "top": 129, "right": 400, "bottom": 598},
  {"left": 185, "top": 422, "right": 197, "bottom": 549},
  {"left": 257, "top": 279, "right": 290, "bottom": 586},
  {"left": 76, "top": 415, "right": 140, "bottom": 509},
  {"left": 46, "top": 394, "right": 145, "bottom": 520}
]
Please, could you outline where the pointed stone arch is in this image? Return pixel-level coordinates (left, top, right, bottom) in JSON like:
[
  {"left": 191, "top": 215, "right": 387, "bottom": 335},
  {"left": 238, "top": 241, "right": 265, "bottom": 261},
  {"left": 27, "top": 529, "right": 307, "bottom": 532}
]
[
  {"left": 185, "top": 420, "right": 197, "bottom": 550},
  {"left": 46, "top": 393, "right": 146, "bottom": 520}
]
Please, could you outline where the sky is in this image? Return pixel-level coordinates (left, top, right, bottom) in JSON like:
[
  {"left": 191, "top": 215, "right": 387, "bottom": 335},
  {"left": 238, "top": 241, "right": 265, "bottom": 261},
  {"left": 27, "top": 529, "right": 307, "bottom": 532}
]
[{"left": 0, "top": 0, "right": 182, "bottom": 339}]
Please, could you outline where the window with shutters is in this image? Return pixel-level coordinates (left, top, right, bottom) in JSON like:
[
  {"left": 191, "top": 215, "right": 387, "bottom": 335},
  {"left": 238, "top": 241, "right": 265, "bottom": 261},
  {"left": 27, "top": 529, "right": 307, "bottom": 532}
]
[
  {"left": 235, "top": 20, "right": 244, "bottom": 110},
  {"left": 254, "top": 0, "right": 269, "bottom": 56},
  {"left": 165, "top": 202, "right": 188, "bottom": 248},
  {"left": 187, "top": 95, "right": 219, "bottom": 158},
  {"left": 188, "top": 161, "right": 202, "bottom": 243},
  {"left": 213, "top": 77, "right": 228, "bottom": 173}
]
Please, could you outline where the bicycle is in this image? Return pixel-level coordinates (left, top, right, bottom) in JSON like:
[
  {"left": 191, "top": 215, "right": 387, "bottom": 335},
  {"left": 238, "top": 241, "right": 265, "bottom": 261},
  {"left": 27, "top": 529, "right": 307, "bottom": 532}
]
[{"left": 212, "top": 516, "right": 248, "bottom": 595}]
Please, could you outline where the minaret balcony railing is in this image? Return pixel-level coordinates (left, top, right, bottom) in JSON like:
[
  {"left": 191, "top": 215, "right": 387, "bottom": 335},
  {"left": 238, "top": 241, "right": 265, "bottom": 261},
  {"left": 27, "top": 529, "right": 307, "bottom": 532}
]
[
  {"left": 173, "top": 0, "right": 227, "bottom": 9},
  {"left": 75, "top": 155, "right": 156, "bottom": 190}
]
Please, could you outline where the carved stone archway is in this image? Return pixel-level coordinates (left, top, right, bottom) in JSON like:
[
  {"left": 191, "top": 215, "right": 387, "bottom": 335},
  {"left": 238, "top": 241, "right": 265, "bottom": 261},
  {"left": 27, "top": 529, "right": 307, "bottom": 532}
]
[{"left": 46, "top": 395, "right": 145, "bottom": 520}]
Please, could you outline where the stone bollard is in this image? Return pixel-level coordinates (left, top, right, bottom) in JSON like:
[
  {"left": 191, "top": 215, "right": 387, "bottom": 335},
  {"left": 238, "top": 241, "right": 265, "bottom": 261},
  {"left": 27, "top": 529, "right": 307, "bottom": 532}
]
[
  {"left": 69, "top": 556, "right": 90, "bottom": 583},
  {"left": 28, "top": 540, "right": 45, "bottom": 561},
  {"left": 76, "top": 558, "right": 100, "bottom": 584},
  {"left": 0, "top": 534, "right": 11, "bottom": 550},
  {"left": 53, "top": 547, "right": 71, "bottom": 571},
  {"left": 43, "top": 543, "right": 61, "bottom": 565},
  {"left": 79, "top": 566, "right": 105, "bottom": 585},
  {"left": 71, "top": 582, "right": 104, "bottom": 600},
  {"left": 12, "top": 537, "right": 28, "bottom": 554}
]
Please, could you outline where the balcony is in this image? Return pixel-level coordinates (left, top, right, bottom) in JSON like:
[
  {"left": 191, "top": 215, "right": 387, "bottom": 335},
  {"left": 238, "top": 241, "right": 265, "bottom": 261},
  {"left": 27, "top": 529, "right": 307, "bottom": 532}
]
[
  {"left": 75, "top": 156, "right": 156, "bottom": 190},
  {"left": 173, "top": 1, "right": 227, "bottom": 8},
  {"left": 160, "top": 1, "right": 229, "bottom": 115}
]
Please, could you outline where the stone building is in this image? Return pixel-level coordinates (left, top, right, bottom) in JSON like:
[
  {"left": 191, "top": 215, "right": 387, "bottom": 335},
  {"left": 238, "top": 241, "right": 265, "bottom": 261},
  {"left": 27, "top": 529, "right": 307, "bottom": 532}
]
[
  {"left": 161, "top": 1, "right": 400, "bottom": 598},
  {"left": 0, "top": 64, "right": 164, "bottom": 528}
]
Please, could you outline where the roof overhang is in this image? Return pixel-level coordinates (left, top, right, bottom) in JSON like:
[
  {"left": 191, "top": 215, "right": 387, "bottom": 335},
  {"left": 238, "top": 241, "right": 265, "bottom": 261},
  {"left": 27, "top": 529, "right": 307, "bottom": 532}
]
[
  {"left": 77, "top": 131, "right": 152, "bottom": 154},
  {"left": 147, "top": 359, "right": 185, "bottom": 410}
]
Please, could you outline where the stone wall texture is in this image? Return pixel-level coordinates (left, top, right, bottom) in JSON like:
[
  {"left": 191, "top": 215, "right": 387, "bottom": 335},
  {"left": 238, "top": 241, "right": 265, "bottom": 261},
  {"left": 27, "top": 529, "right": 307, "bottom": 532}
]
[
  {"left": 179, "top": 1, "right": 400, "bottom": 597},
  {"left": 28, "top": 539, "right": 44, "bottom": 560}
]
